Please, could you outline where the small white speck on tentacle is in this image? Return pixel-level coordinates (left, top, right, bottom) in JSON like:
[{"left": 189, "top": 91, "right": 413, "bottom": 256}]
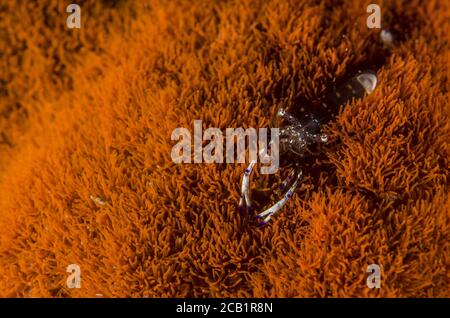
[
  {"left": 90, "top": 195, "right": 106, "bottom": 206},
  {"left": 356, "top": 72, "right": 377, "bottom": 94},
  {"left": 380, "top": 29, "right": 394, "bottom": 48}
]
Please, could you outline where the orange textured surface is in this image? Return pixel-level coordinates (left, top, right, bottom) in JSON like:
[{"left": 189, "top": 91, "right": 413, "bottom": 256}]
[{"left": 0, "top": 0, "right": 448, "bottom": 297}]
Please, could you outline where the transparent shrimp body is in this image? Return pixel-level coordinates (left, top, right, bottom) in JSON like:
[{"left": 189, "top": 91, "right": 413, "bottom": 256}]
[{"left": 239, "top": 71, "right": 378, "bottom": 226}]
